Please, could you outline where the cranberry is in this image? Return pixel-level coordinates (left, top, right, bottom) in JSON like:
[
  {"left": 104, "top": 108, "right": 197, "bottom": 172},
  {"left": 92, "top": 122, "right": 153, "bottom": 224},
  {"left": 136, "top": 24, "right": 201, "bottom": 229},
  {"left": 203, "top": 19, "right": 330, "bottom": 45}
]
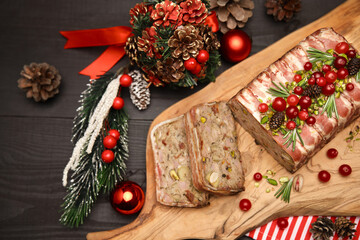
[
  {"left": 287, "top": 94, "right": 299, "bottom": 106},
  {"left": 293, "top": 86, "right": 304, "bottom": 95},
  {"left": 277, "top": 218, "right": 289, "bottom": 230},
  {"left": 312, "top": 71, "right": 324, "bottom": 79},
  {"left": 272, "top": 97, "right": 287, "bottom": 112},
  {"left": 346, "top": 49, "right": 356, "bottom": 58},
  {"left": 339, "top": 164, "right": 352, "bottom": 176},
  {"left": 337, "top": 68, "right": 349, "bottom": 80},
  {"left": 327, "top": 148, "right": 338, "bottom": 159},
  {"left": 304, "top": 62, "right": 312, "bottom": 71},
  {"left": 286, "top": 121, "right": 296, "bottom": 130},
  {"left": 334, "top": 56, "right": 347, "bottom": 69},
  {"left": 253, "top": 172, "right": 262, "bottom": 181},
  {"left": 299, "top": 110, "right": 309, "bottom": 121},
  {"left": 239, "top": 199, "right": 252, "bottom": 211},
  {"left": 346, "top": 83, "right": 354, "bottom": 91},
  {"left": 294, "top": 74, "right": 302, "bottom": 83},
  {"left": 286, "top": 106, "right": 299, "bottom": 119},
  {"left": 308, "top": 77, "right": 316, "bottom": 85},
  {"left": 306, "top": 116, "right": 316, "bottom": 126},
  {"left": 335, "top": 42, "right": 349, "bottom": 54},
  {"left": 258, "top": 103, "right": 268, "bottom": 113},
  {"left": 318, "top": 170, "right": 331, "bottom": 182},
  {"left": 299, "top": 96, "right": 312, "bottom": 109},
  {"left": 325, "top": 71, "right": 337, "bottom": 83},
  {"left": 316, "top": 77, "right": 327, "bottom": 87},
  {"left": 322, "top": 83, "right": 335, "bottom": 96},
  {"left": 322, "top": 64, "right": 331, "bottom": 73}
]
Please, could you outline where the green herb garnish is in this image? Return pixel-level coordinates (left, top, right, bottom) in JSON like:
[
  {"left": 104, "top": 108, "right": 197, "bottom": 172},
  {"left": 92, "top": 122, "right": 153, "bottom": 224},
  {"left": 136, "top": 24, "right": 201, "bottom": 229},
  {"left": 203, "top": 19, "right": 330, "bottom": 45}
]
[
  {"left": 274, "top": 177, "right": 294, "bottom": 203},
  {"left": 267, "top": 81, "right": 290, "bottom": 98},
  {"left": 283, "top": 128, "right": 304, "bottom": 152},
  {"left": 307, "top": 47, "right": 335, "bottom": 64},
  {"left": 322, "top": 94, "right": 339, "bottom": 119}
]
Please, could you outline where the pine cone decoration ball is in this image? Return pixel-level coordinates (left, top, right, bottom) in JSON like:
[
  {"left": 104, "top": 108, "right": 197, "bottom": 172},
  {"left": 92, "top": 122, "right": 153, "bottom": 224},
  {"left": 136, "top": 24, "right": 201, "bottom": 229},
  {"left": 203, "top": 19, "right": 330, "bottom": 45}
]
[
  {"left": 210, "top": 0, "right": 255, "bottom": 34},
  {"left": 310, "top": 217, "right": 335, "bottom": 240},
  {"left": 18, "top": 62, "right": 61, "bottom": 102},
  {"left": 335, "top": 217, "right": 356, "bottom": 239},
  {"left": 265, "top": 0, "right": 301, "bottom": 22},
  {"left": 128, "top": 70, "right": 151, "bottom": 110}
]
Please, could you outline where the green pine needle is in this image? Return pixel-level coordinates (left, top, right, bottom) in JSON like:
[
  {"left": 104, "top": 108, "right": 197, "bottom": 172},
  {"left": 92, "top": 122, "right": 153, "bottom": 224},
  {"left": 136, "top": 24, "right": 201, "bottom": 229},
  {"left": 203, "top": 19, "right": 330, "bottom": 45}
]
[
  {"left": 356, "top": 71, "right": 360, "bottom": 83},
  {"left": 267, "top": 81, "right": 290, "bottom": 98},
  {"left": 307, "top": 47, "right": 335, "bottom": 64},
  {"left": 321, "top": 94, "right": 339, "bottom": 119},
  {"left": 274, "top": 177, "right": 294, "bottom": 203},
  {"left": 283, "top": 128, "right": 304, "bottom": 152}
]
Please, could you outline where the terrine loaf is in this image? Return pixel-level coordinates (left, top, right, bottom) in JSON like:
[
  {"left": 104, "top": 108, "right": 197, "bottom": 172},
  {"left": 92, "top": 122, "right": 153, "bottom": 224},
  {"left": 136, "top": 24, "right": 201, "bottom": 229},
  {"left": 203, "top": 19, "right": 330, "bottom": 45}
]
[
  {"left": 185, "top": 101, "right": 245, "bottom": 194},
  {"left": 228, "top": 27, "right": 360, "bottom": 173},
  {"left": 151, "top": 115, "right": 209, "bottom": 207}
]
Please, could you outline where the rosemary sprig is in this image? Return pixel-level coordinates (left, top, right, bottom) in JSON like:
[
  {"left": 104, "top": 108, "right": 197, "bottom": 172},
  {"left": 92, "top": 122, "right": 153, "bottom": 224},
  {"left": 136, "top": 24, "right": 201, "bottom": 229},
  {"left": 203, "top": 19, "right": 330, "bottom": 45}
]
[
  {"left": 267, "top": 81, "right": 290, "bottom": 98},
  {"left": 307, "top": 47, "right": 335, "bottom": 64},
  {"left": 283, "top": 128, "right": 304, "bottom": 152},
  {"left": 274, "top": 177, "right": 294, "bottom": 203},
  {"left": 356, "top": 71, "right": 360, "bottom": 83},
  {"left": 321, "top": 94, "right": 339, "bottom": 119}
]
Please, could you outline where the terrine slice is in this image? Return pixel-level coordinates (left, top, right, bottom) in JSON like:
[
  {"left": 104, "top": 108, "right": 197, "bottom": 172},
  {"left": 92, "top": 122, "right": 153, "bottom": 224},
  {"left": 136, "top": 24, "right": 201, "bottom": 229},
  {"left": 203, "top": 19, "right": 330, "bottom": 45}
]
[
  {"left": 184, "top": 101, "right": 245, "bottom": 194},
  {"left": 151, "top": 115, "right": 209, "bottom": 207}
]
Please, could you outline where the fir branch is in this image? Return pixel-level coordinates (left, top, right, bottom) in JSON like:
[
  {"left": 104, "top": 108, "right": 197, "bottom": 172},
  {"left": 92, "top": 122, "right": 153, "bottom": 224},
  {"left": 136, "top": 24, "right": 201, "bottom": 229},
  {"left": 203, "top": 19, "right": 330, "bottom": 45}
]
[
  {"left": 267, "top": 81, "right": 290, "bottom": 98},
  {"left": 132, "top": 12, "right": 152, "bottom": 37},
  {"left": 201, "top": 50, "right": 221, "bottom": 84},
  {"left": 321, "top": 94, "right": 339, "bottom": 119},
  {"left": 283, "top": 128, "right": 304, "bottom": 152},
  {"left": 274, "top": 177, "right": 294, "bottom": 203},
  {"left": 307, "top": 47, "right": 335, "bottom": 64}
]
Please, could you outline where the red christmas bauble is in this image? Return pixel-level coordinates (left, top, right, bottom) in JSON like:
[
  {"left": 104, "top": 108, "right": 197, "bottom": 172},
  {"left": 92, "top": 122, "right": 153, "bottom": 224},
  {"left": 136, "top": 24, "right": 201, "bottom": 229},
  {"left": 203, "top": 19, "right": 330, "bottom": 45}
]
[
  {"left": 101, "top": 150, "right": 114, "bottom": 163},
  {"left": 112, "top": 97, "right": 124, "bottom": 110},
  {"left": 111, "top": 181, "right": 145, "bottom": 215},
  {"left": 103, "top": 135, "right": 117, "bottom": 149},
  {"left": 184, "top": 58, "right": 197, "bottom": 71},
  {"left": 221, "top": 29, "right": 251, "bottom": 63},
  {"left": 108, "top": 129, "right": 120, "bottom": 141},
  {"left": 120, "top": 74, "right": 133, "bottom": 87},
  {"left": 197, "top": 50, "right": 209, "bottom": 63}
]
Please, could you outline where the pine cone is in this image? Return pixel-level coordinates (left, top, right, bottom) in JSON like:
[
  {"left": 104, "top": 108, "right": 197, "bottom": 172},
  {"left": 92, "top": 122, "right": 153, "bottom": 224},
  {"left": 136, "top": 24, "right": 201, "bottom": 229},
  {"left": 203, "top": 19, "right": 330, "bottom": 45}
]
[
  {"left": 310, "top": 217, "right": 334, "bottom": 240},
  {"left": 335, "top": 217, "right": 356, "bottom": 239},
  {"left": 269, "top": 111, "right": 285, "bottom": 130},
  {"left": 347, "top": 57, "right": 360, "bottom": 76},
  {"left": 156, "top": 57, "right": 185, "bottom": 83},
  {"left": 168, "top": 25, "right": 204, "bottom": 60},
  {"left": 150, "top": 0, "right": 182, "bottom": 27},
  {"left": 180, "top": 0, "right": 208, "bottom": 25},
  {"left": 137, "top": 27, "right": 159, "bottom": 58},
  {"left": 129, "top": 2, "right": 152, "bottom": 26},
  {"left": 198, "top": 25, "right": 221, "bottom": 52},
  {"left": 265, "top": 0, "right": 301, "bottom": 22},
  {"left": 128, "top": 70, "right": 151, "bottom": 110},
  {"left": 125, "top": 36, "right": 139, "bottom": 65},
  {"left": 303, "top": 84, "right": 322, "bottom": 99},
  {"left": 17, "top": 62, "right": 61, "bottom": 102},
  {"left": 210, "top": 0, "right": 255, "bottom": 34}
]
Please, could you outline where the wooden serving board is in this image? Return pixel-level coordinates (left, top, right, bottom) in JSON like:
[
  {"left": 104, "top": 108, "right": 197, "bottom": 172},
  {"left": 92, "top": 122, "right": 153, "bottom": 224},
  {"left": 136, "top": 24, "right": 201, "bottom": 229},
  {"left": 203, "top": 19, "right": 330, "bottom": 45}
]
[{"left": 88, "top": 1, "right": 360, "bottom": 239}]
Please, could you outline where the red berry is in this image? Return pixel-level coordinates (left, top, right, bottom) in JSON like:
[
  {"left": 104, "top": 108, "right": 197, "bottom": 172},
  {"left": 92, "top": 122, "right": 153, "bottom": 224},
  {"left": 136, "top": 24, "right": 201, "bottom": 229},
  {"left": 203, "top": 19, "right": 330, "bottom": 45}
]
[
  {"left": 325, "top": 71, "right": 337, "bottom": 83},
  {"left": 277, "top": 218, "right": 289, "bottom": 230},
  {"left": 346, "top": 49, "right": 356, "bottom": 58},
  {"left": 316, "top": 77, "right": 327, "bottom": 87},
  {"left": 286, "top": 106, "right": 299, "bottom": 119},
  {"left": 112, "top": 97, "right": 125, "bottom": 110},
  {"left": 337, "top": 68, "right": 349, "bottom": 80},
  {"left": 335, "top": 42, "right": 349, "bottom": 54},
  {"left": 108, "top": 129, "right": 120, "bottom": 140},
  {"left": 120, "top": 74, "right": 133, "bottom": 87},
  {"left": 103, "top": 135, "right": 117, "bottom": 149},
  {"left": 334, "top": 56, "right": 347, "bottom": 69},
  {"left": 318, "top": 170, "right": 331, "bottom": 182},
  {"left": 299, "top": 110, "right": 309, "bottom": 121},
  {"left": 293, "top": 74, "right": 302, "bottom": 83},
  {"left": 258, "top": 103, "right": 268, "bottom": 113},
  {"left": 196, "top": 50, "right": 209, "bottom": 63},
  {"left": 306, "top": 116, "right": 316, "bottom": 126},
  {"left": 191, "top": 63, "right": 202, "bottom": 75},
  {"left": 327, "top": 148, "right": 338, "bottom": 159},
  {"left": 322, "top": 83, "right": 335, "bottom": 96},
  {"left": 287, "top": 94, "right": 299, "bottom": 106},
  {"left": 339, "top": 164, "right": 352, "bottom": 176},
  {"left": 312, "top": 71, "right": 324, "bottom": 79},
  {"left": 322, "top": 64, "right": 331, "bottom": 73},
  {"left": 346, "top": 83, "right": 354, "bottom": 91},
  {"left": 308, "top": 77, "right": 316, "bottom": 85},
  {"left": 293, "top": 86, "right": 304, "bottom": 95},
  {"left": 184, "top": 58, "right": 197, "bottom": 71},
  {"left": 286, "top": 120, "right": 296, "bottom": 130},
  {"left": 304, "top": 62, "right": 312, "bottom": 71},
  {"left": 299, "top": 96, "right": 312, "bottom": 109},
  {"left": 101, "top": 150, "right": 114, "bottom": 163},
  {"left": 272, "top": 97, "right": 287, "bottom": 112},
  {"left": 253, "top": 172, "right": 262, "bottom": 181},
  {"left": 239, "top": 199, "right": 251, "bottom": 211}
]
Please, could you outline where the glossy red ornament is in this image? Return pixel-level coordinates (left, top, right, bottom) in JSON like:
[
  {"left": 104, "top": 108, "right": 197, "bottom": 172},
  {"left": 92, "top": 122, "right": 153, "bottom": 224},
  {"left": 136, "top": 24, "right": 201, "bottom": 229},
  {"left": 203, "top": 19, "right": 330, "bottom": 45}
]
[
  {"left": 113, "top": 97, "right": 124, "bottom": 110},
  {"left": 196, "top": 50, "right": 209, "bottom": 63},
  {"left": 120, "top": 74, "right": 133, "bottom": 87},
  {"left": 111, "top": 181, "right": 145, "bottom": 215},
  {"left": 101, "top": 150, "right": 114, "bottom": 163},
  {"left": 318, "top": 170, "right": 331, "bottom": 182},
  {"left": 339, "top": 164, "right": 352, "bottom": 176},
  {"left": 109, "top": 129, "right": 120, "bottom": 140},
  {"left": 277, "top": 218, "right": 289, "bottom": 229},
  {"left": 184, "top": 58, "right": 197, "bottom": 71},
  {"left": 103, "top": 135, "right": 117, "bottom": 149},
  {"left": 221, "top": 29, "right": 251, "bottom": 63},
  {"left": 239, "top": 198, "right": 251, "bottom": 211}
]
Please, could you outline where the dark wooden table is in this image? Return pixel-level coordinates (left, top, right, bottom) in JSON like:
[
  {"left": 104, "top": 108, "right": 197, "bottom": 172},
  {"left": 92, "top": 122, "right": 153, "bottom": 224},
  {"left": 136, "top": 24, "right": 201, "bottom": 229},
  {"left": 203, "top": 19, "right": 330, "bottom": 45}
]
[{"left": 0, "top": 0, "right": 345, "bottom": 239}]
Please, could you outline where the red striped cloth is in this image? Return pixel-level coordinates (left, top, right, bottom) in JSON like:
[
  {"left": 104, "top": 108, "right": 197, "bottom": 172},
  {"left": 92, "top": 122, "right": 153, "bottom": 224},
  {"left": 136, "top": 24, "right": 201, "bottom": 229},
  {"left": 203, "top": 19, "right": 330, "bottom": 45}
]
[{"left": 247, "top": 216, "right": 360, "bottom": 240}]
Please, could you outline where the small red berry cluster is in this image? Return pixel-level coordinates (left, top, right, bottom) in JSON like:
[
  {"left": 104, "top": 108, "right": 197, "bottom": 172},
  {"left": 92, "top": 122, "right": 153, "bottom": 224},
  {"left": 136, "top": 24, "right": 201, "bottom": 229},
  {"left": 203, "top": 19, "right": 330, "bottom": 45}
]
[
  {"left": 101, "top": 129, "right": 121, "bottom": 163},
  {"left": 112, "top": 74, "right": 133, "bottom": 110},
  {"left": 318, "top": 148, "right": 352, "bottom": 182},
  {"left": 183, "top": 50, "right": 210, "bottom": 76}
]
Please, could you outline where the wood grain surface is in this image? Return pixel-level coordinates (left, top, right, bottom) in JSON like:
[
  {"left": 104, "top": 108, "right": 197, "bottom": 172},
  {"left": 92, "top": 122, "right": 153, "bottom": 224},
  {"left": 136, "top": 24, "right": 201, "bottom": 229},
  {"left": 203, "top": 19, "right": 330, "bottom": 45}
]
[
  {"left": 87, "top": 0, "right": 360, "bottom": 239},
  {"left": 0, "top": 0, "right": 347, "bottom": 239}
]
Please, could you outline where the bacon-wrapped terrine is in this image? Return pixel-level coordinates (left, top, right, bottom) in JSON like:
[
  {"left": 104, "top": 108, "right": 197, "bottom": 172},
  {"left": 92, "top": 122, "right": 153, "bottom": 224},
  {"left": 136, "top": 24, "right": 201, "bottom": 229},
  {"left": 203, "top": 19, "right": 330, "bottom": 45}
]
[
  {"left": 185, "top": 102, "right": 245, "bottom": 194},
  {"left": 228, "top": 28, "right": 360, "bottom": 173}
]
